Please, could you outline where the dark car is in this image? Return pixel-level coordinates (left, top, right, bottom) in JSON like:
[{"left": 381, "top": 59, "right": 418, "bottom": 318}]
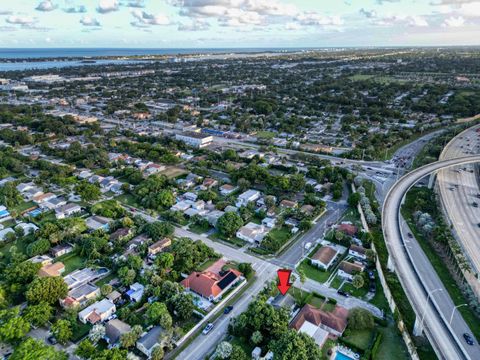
[
  {"left": 369, "top": 284, "right": 376, "bottom": 292},
  {"left": 224, "top": 306, "right": 234, "bottom": 314},
  {"left": 463, "top": 333, "right": 474, "bottom": 346},
  {"left": 368, "top": 271, "right": 375, "bottom": 280},
  {"left": 407, "top": 232, "right": 413, "bottom": 238},
  {"left": 473, "top": 202, "right": 479, "bottom": 208},
  {"left": 337, "top": 290, "right": 349, "bottom": 297},
  {"left": 47, "top": 336, "right": 57, "bottom": 345}
]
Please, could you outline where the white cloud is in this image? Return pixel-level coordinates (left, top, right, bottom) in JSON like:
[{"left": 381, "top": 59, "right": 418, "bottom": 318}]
[
  {"left": 285, "top": 22, "right": 301, "bottom": 30},
  {"left": 97, "top": 0, "right": 119, "bottom": 14},
  {"left": 178, "top": 19, "right": 210, "bottom": 31},
  {"left": 375, "top": 14, "right": 428, "bottom": 27},
  {"left": 64, "top": 5, "right": 87, "bottom": 13},
  {"left": 296, "top": 12, "right": 344, "bottom": 26},
  {"left": 0, "top": 10, "right": 13, "bottom": 15},
  {"left": 6, "top": 15, "right": 37, "bottom": 26},
  {"left": 443, "top": 15, "right": 466, "bottom": 26},
  {"left": 35, "top": 0, "right": 57, "bottom": 12},
  {"left": 80, "top": 15, "right": 101, "bottom": 26},
  {"left": 131, "top": 9, "right": 169, "bottom": 27},
  {"left": 126, "top": 0, "right": 145, "bottom": 8}
]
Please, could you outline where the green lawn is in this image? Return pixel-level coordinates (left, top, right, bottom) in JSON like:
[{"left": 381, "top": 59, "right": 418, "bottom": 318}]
[
  {"left": 95, "top": 273, "right": 116, "bottom": 287},
  {"left": 369, "top": 276, "right": 390, "bottom": 311},
  {"left": 330, "top": 276, "right": 344, "bottom": 289},
  {"left": 55, "top": 253, "right": 85, "bottom": 275},
  {"left": 343, "top": 328, "right": 375, "bottom": 351},
  {"left": 115, "top": 194, "right": 140, "bottom": 208},
  {"left": 196, "top": 257, "right": 220, "bottom": 272},
  {"left": 340, "top": 282, "right": 369, "bottom": 299},
  {"left": 188, "top": 223, "right": 210, "bottom": 234},
  {"left": 376, "top": 320, "right": 410, "bottom": 360},
  {"left": 268, "top": 227, "right": 292, "bottom": 244},
  {"left": 297, "top": 259, "right": 331, "bottom": 283},
  {"left": 10, "top": 201, "right": 36, "bottom": 215},
  {"left": 209, "top": 232, "right": 245, "bottom": 248},
  {"left": 0, "top": 236, "right": 31, "bottom": 264},
  {"left": 256, "top": 131, "right": 276, "bottom": 139},
  {"left": 71, "top": 321, "right": 92, "bottom": 343}
]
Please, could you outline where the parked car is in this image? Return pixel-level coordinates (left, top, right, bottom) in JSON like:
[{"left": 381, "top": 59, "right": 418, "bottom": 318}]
[
  {"left": 224, "top": 306, "right": 234, "bottom": 314},
  {"left": 368, "top": 271, "right": 375, "bottom": 280},
  {"left": 47, "top": 336, "right": 57, "bottom": 345},
  {"left": 463, "top": 333, "right": 474, "bottom": 346},
  {"left": 473, "top": 202, "right": 479, "bottom": 208},
  {"left": 202, "top": 323, "right": 214, "bottom": 335},
  {"left": 337, "top": 290, "right": 349, "bottom": 297},
  {"left": 407, "top": 232, "right": 413, "bottom": 238}
]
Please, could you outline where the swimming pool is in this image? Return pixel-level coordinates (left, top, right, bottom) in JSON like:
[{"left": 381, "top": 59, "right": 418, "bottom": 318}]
[{"left": 335, "top": 351, "right": 356, "bottom": 360}]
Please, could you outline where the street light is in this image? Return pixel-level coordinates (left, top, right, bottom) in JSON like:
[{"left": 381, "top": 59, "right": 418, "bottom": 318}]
[
  {"left": 420, "top": 288, "right": 443, "bottom": 331},
  {"left": 449, "top": 304, "right": 468, "bottom": 325}
]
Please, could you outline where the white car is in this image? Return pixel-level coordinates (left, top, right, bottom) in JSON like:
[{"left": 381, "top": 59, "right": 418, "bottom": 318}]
[
  {"left": 304, "top": 242, "right": 312, "bottom": 250},
  {"left": 202, "top": 323, "right": 214, "bottom": 335}
]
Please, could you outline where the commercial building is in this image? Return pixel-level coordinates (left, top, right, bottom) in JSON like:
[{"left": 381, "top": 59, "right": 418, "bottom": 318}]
[{"left": 175, "top": 132, "right": 213, "bottom": 148}]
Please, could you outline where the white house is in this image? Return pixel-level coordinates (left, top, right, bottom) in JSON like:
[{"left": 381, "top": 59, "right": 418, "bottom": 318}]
[
  {"left": 0, "top": 228, "right": 15, "bottom": 241},
  {"left": 337, "top": 261, "right": 365, "bottom": 281},
  {"left": 55, "top": 203, "right": 82, "bottom": 219},
  {"left": 175, "top": 132, "right": 213, "bottom": 148},
  {"left": 310, "top": 246, "right": 339, "bottom": 270},
  {"left": 78, "top": 299, "right": 116, "bottom": 324},
  {"left": 236, "top": 222, "right": 268, "bottom": 243},
  {"left": 349, "top": 245, "right": 367, "bottom": 260},
  {"left": 236, "top": 189, "right": 261, "bottom": 208}
]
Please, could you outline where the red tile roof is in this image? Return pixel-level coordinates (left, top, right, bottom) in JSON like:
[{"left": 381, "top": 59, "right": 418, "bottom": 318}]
[
  {"left": 181, "top": 268, "right": 242, "bottom": 299},
  {"left": 291, "top": 304, "right": 348, "bottom": 335},
  {"left": 338, "top": 223, "right": 358, "bottom": 236}
]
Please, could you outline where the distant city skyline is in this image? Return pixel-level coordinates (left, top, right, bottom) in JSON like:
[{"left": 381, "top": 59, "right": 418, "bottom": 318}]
[{"left": 1, "top": 0, "right": 480, "bottom": 48}]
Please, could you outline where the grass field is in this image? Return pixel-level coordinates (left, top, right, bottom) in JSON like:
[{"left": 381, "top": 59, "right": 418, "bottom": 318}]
[
  {"left": 343, "top": 328, "right": 375, "bottom": 351},
  {"left": 255, "top": 131, "right": 275, "bottom": 139},
  {"left": 115, "top": 194, "right": 140, "bottom": 208},
  {"left": 340, "top": 282, "right": 369, "bottom": 299},
  {"left": 160, "top": 166, "right": 188, "bottom": 179},
  {"left": 297, "top": 259, "right": 331, "bottom": 283},
  {"left": 55, "top": 253, "right": 85, "bottom": 275}
]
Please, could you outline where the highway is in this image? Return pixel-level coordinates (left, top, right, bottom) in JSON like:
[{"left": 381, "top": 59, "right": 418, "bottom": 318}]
[
  {"left": 437, "top": 124, "right": 480, "bottom": 275},
  {"left": 383, "top": 155, "right": 480, "bottom": 360}
]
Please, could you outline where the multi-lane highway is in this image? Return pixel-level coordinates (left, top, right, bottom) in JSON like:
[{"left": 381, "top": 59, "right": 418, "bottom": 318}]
[
  {"left": 383, "top": 155, "right": 480, "bottom": 360},
  {"left": 437, "top": 125, "right": 480, "bottom": 275}
]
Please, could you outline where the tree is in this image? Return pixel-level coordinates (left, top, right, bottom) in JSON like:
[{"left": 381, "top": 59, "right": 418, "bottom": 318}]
[
  {"left": 89, "top": 324, "right": 106, "bottom": 344},
  {"left": 143, "top": 221, "right": 174, "bottom": 240},
  {"left": 23, "top": 302, "right": 53, "bottom": 327},
  {"left": 100, "top": 284, "right": 113, "bottom": 297},
  {"left": 11, "top": 338, "right": 67, "bottom": 360},
  {"left": 352, "top": 274, "right": 364, "bottom": 289},
  {"left": 155, "top": 252, "right": 174, "bottom": 274},
  {"left": 217, "top": 212, "right": 244, "bottom": 238},
  {"left": 0, "top": 182, "right": 22, "bottom": 208},
  {"left": 167, "top": 292, "right": 194, "bottom": 320},
  {"left": 26, "top": 277, "right": 68, "bottom": 304},
  {"left": 75, "top": 339, "right": 96, "bottom": 359},
  {"left": 238, "top": 263, "right": 253, "bottom": 280},
  {"left": 146, "top": 302, "right": 172, "bottom": 329},
  {"left": 120, "top": 331, "right": 139, "bottom": 349},
  {"left": 51, "top": 319, "right": 72, "bottom": 345},
  {"left": 348, "top": 192, "right": 361, "bottom": 208},
  {"left": 118, "top": 266, "right": 136, "bottom": 286},
  {"left": 75, "top": 181, "right": 101, "bottom": 202},
  {"left": 151, "top": 346, "right": 164, "bottom": 360},
  {"left": 215, "top": 341, "right": 233, "bottom": 359},
  {"left": 250, "top": 330, "right": 263, "bottom": 345},
  {"left": 0, "top": 307, "right": 30, "bottom": 343},
  {"left": 229, "top": 345, "right": 249, "bottom": 360},
  {"left": 26, "top": 238, "right": 51, "bottom": 257},
  {"left": 347, "top": 307, "right": 374, "bottom": 330},
  {"left": 269, "top": 329, "right": 322, "bottom": 360},
  {"left": 299, "top": 219, "right": 312, "bottom": 231}
]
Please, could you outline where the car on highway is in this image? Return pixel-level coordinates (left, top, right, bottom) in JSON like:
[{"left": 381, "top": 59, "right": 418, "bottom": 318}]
[
  {"left": 202, "top": 323, "right": 214, "bottom": 335},
  {"left": 463, "top": 333, "right": 475, "bottom": 346},
  {"left": 407, "top": 232, "right": 413, "bottom": 238},
  {"left": 224, "top": 306, "right": 234, "bottom": 314},
  {"left": 337, "top": 290, "right": 349, "bottom": 297}
]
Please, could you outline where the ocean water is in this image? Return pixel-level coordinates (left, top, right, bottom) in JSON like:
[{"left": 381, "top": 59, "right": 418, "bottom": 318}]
[
  {"left": 0, "top": 47, "right": 303, "bottom": 59},
  {"left": 0, "top": 47, "right": 306, "bottom": 72}
]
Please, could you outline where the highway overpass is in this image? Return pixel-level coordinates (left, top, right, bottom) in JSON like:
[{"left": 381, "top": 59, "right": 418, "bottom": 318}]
[{"left": 382, "top": 155, "right": 480, "bottom": 360}]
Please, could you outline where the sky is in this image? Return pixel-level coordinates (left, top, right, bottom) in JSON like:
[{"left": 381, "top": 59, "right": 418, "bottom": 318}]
[{"left": 0, "top": 0, "right": 479, "bottom": 48}]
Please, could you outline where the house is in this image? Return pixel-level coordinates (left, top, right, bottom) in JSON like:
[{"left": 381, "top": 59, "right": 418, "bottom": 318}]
[
  {"left": 181, "top": 266, "right": 243, "bottom": 302},
  {"left": 41, "top": 197, "right": 67, "bottom": 210},
  {"left": 143, "top": 163, "right": 165, "bottom": 177},
  {"left": 124, "top": 234, "right": 150, "bottom": 256},
  {"left": 310, "top": 246, "right": 339, "bottom": 270},
  {"left": 86, "top": 215, "right": 111, "bottom": 231},
  {"left": 148, "top": 238, "right": 172, "bottom": 257},
  {"left": 23, "top": 187, "right": 44, "bottom": 201},
  {"left": 61, "top": 283, "right": 100, "bottom": 308},
  {"left": 262, "top": 217, "right": 277, "bottom": 228},
  {"left": 291, "top": 304, "right": 348, "bottom": 342},
  {"left": 55, "top": 203, "right": 82, "bottom": 219},
  {"left": 63, "top": 267, "right": 108, "bottom": 289},
  {"left": 183, "top": 192, "right": 198, "bottom": 202},
  {"left": 0, "top": 228, "right": 15, "bottom": 241},
  {"left": 349, "top": 245, "right": 367, "bottom": 260},
  {"left": 236, "top": 222, "right": 268, "bottom": 243},
  {"left": 338, "top": 261, "right": 365, "bottom": 281},
  {"left": 50, "top": 244, "right": 74, "bottom": 258},
  {"left": 219, "top": 184, "right": 237, "bottom": 196},
  {"left": 236, "top": 189, "right": 261, "bottom": 208},
  {"left": 300, "top": 204, "right": 315, "bottom": 215},
  {"left": 0, "top": 206, "right": 10, "bottom": 220},
  {"left": 126, "top": 282, "right": 145, "bottom": 302},
  {"left": 15, "top": 222, "right": 39, "bottom": 235},
  {"left": 38, "top": 262, "right": 65, "bottom": 277},
  {"left": 109, "top": 228, "right": 133, "bottom": 242},
  {"left": 28, "top": 254, "right": 53, "bottom": 266},
  {"left": 78, "top": 298, "right": 116, "bottom": 324},
  {"left": 106, "top": 290, "right": 122, "bottom": 304},
  {"left": 105, "top": 319, "right": 131, "bottom": 346},
  {"left": 337, "top": 223, "right": 358, "bottom": 237},
  {"left": 78, "top": 170, "right": 94, "bottom": 180},
  {"left": 206, "top": 210, "right": 224, "bottom": 227},
  {"left": 136, "top": 326, "right": 166, "bottom": 358},
  {"left": 175, "top": 131, "right": 213, "bottom": 148},
  {"left": 170, "top": 200, "right": 192, "bottom": 212},
  {"left": 202, "top": 178, "right": 218, "bottom": 189},
  {"left": 280, "top": 199, "right": 298, "bottom": 209},
  {"left": 33, "top": 192, "right": 56, "bottom": 204}
]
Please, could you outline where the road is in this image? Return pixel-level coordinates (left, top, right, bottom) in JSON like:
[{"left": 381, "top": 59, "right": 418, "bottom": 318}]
[
  {"left": 437, "top": 124, "right": 480, "bottom": 274},
  {"left": 382, "top": 155, "right": 480, "bottom": 360}
]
